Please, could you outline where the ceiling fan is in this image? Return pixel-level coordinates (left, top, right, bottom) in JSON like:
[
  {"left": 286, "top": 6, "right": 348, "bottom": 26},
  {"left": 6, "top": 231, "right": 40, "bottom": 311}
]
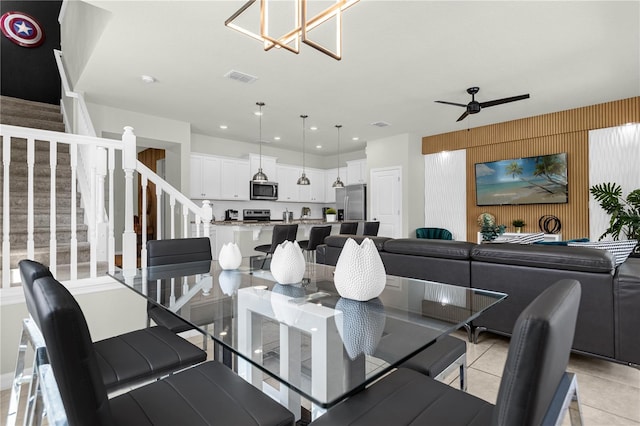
[{"left": 435, "top": 87, "right": 530, "bottom": 122}]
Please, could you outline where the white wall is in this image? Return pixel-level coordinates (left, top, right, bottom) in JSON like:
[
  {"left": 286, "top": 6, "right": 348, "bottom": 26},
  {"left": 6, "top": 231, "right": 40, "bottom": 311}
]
[
  {"left": 588, "top": 124, "right": 640, "bottom": 241},
  {"left": 423, "top": 150, "right": 467, "bottom": 241},
  {"left": 366, "top": 133, "right": 424, "bottom": 237}
]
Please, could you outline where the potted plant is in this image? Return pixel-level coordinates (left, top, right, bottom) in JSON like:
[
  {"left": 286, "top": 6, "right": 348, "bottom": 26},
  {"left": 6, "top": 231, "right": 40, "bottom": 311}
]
[
  {"left": 590, "top": 182, "right": 640, "bottom": 254},
  {"left": 325, "top": 208, "right": 337, "bottom": 223},
  {"left": 512, "top": 219, "right": 526, "bottom": 233},
  {"left": 480, "top": 214, "right": 506, "bottom": 242}
]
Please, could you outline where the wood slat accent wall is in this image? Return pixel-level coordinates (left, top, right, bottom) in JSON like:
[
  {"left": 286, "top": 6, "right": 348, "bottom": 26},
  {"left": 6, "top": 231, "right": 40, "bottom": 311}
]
[{"left": 421, "top": 97, "right": 639, "bottom": 242}]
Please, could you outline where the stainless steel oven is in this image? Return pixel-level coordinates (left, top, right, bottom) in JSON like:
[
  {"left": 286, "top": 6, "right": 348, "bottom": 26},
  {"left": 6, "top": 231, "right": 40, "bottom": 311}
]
[{"left": 250, "top": 181, "right": 278, "bottom": 200}]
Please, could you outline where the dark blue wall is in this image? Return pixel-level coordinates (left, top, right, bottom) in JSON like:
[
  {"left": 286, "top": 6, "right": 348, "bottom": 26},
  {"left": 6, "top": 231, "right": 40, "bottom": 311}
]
[{"left": 1, "top": 1, "right": 62, "bottom": 105}]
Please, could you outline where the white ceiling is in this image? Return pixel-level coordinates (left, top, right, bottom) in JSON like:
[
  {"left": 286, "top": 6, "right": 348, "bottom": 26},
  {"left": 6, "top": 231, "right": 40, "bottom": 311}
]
[{"left": 75, "top": 1, "right": 640, "bottom": 155}]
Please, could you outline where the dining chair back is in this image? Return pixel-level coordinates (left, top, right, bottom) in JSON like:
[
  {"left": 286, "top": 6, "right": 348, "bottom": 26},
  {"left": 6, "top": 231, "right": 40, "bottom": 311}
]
[
  {"left": 18, "top": 259, "right": 53, "bottom": 329},
  {"left": 363, "top": 221, "right": 380, "bottom": 236},
  {"left": 310, "top": 279, "right": 582, "bottom": 426},
  {"left": 339, "top": 222, "right": 358, "bottom": 235},
  {"left": 30, "top": 274, "right": 295, "bottom": 426},
  {"left": 147, "top": 237, "right": 212, "bottom": 266}
]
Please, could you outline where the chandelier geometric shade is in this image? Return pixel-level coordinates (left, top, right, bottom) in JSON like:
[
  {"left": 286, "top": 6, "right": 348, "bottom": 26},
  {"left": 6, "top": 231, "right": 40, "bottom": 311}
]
[{"left": 225, "top": 0, "right": 359, "bottom": 60}]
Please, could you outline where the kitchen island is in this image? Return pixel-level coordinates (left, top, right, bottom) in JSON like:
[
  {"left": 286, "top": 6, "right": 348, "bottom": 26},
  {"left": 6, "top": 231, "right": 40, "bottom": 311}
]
[{"left": 195, "top": 219, "right": 342, "bottom": 259}]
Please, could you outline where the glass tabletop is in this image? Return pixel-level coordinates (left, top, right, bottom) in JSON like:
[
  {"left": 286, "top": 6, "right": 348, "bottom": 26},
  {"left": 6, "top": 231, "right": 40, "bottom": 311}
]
[{"left": 109, "top": 257, "right": 506, "bottom": 408}]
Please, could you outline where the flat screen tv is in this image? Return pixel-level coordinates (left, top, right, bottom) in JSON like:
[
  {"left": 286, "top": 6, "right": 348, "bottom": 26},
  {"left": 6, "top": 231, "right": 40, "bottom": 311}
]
[{"left": 475, "top": 153, "right": 568, "bottom": 206}]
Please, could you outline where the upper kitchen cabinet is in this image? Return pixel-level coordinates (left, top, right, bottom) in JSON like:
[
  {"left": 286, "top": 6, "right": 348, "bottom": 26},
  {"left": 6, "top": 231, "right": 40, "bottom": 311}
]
[
  {"left": 298, "top": 168, "right": 325, "bottom": 203},
  {"left": 324, "top": 167, "right": 347, "bottom": 203},
  {"left": 249, "top": 154, "right": 277, "bottom": 182},
  {"left": 190, "top": 155, "right": 221, "bottom": 199},
  {"left": 276, "top": 165, "right": 301, "bottom": 202},
  {"left": 220, "top": 158, "right": 250, "bottom": 200},
  {"left": 346, "top": 159, "right": 367, "bottom": 185}
]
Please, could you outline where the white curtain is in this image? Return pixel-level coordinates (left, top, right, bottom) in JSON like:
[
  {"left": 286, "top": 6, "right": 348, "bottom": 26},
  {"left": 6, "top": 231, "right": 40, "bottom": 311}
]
[{"left": 588, "top": 124, "right": 640, "bottom": 241}]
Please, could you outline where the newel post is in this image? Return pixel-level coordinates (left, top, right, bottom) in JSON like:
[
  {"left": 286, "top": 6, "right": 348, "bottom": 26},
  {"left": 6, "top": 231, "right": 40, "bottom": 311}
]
[{"left": 122, "top": 126, "right": 138, "bottom": 271}]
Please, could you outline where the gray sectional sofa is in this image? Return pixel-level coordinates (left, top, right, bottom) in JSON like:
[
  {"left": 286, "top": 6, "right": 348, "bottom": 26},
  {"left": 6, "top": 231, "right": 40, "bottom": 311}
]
[{"left": 316, "top": 235, "right": 640, "bottom": 366}]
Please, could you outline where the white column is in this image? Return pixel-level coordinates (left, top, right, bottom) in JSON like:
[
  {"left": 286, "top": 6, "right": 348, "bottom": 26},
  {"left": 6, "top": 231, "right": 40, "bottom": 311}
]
[
  {"left": 122, "top": 126, "right": 138, "bottom": 271},
  {"left": 2, "top": 135, "right": 11, "bottom": 288}
]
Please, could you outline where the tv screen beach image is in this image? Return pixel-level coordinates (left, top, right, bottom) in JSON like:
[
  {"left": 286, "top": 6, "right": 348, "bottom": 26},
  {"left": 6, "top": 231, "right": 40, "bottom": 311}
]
[{"left": 475, "top": 153, "right": 568, "bottom": 206}]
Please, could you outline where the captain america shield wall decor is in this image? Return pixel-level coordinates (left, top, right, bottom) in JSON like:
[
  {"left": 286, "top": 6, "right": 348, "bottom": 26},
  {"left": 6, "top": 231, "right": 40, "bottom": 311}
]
[{"left": 1, "top": 11, "right": 45, "bottom": 48}]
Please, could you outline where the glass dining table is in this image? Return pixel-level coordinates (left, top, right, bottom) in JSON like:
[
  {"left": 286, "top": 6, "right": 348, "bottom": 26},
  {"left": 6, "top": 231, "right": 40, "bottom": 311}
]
[{"left": 109, "top": 257, "right": 506, "bottom": 420}]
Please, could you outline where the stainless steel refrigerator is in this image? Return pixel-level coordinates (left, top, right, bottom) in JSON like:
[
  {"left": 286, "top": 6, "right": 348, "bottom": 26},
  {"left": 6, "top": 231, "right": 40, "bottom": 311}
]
[{"left": 335, "top": 184, "right": 367, "bottom": 221}]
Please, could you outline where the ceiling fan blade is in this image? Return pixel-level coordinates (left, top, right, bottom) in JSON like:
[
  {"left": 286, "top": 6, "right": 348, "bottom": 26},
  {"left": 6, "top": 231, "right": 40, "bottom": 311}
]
[
  {"left": 456, "top": 111, "right": 469, "bottom": 122},
  {"left": 479, "top": 94, "right": 530, "bottom": 108},
  {"left": 435, "top": 100, "right": 468, "bottom": 108}
]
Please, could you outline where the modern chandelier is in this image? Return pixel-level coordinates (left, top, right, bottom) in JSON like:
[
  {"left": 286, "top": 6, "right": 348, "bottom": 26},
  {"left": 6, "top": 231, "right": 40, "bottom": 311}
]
[
  {"left": 252, "top": 102, "right": 269, "bottom": 182},
  {"left": 225, "top": 0, "right": 360, "bottom": 61},
  {"left": 297, "top": 115, "right": 310, "bottom": 185},
  {"left": 332, "top": 124, "right": 344, "bottom": 188}
]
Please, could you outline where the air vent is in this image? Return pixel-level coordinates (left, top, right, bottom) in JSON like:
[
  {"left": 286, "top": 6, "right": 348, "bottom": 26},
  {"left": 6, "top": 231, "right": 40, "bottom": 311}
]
[
  {"left": 224, "top": 70, "right": 258, "bottom": 84},
  {"left": 371, "top": 121, "right": 391, "bottom": 127}
]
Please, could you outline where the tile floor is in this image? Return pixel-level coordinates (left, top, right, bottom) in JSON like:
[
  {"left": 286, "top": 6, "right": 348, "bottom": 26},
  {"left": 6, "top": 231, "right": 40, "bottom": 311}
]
[{"left": 2, "top": 330, "right": 638, "bottom": 426}]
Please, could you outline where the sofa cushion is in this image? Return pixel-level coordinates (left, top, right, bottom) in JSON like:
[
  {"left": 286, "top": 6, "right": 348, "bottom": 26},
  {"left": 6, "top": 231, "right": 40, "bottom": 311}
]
[
  {"left": 471, "top": 243, "right": 615, "bottom": 273},
  {"left": 383, "top": 238, "right": 474, "bottom": 260},
  {"left": 324, "top": 235, "right": 391, "bottom": 251}
]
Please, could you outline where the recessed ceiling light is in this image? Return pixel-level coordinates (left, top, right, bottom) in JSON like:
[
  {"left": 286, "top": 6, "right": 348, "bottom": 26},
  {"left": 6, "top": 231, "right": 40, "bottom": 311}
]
[
  {"left": 219, "top": 125, "right": 228, "bottom": 129},
  {"left": 274, "top": 136, "right": 281, "bottom": 140},
  {"left": 141, "top": 75, "right": 156, "bottom": 84},
  {"left": 316, "top": 145, "right": 322, "bottom": 149},
  {"left": 310, "top": 126, "right": 318, "bottom": 131},
  {"left": 352, "top": 137, "right": 359, "bottom": 141}
]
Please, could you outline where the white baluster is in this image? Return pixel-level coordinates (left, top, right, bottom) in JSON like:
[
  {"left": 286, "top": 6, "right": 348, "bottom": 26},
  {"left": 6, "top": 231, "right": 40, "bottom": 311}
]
[
  {"left": 141, "top": 175, "right": 148, "bottom": 268},
  {"left": 95, "top": 147, "right": 107, "bottom": 274},
  {"left": 182, "top": 204, "right": 189, "bottom": 239},
  {"left": 27, "top": 138, "right": 34, "bottom": 259},
  {"left": 70, "top": 144, "right": 78, "bottom": 280},
  {"left": 202, "top": 200, "right": 212, "bottom": 239},
  {"left": 108, "top": 148, "right": 115, "bottom": 274},
  {"left": 2, "top": 135, "right": 11, "bottom": 288},
  {"left": 156, "top": 185, "right": 162, "bottom": 240},
  {"left": 195, "top": 214, "right": 202, "bottom": 237},
  {"left": 49, "top": 141, "right": 58, "bottom": 277},
  {"left": 89, "top": 145, "right": 97, "bottom": 277},
  {"left": 122, "top": 127, "right": 137, "bottom": 271},
  {"left": 170, "top": 195, "right": 176, "bottom": 239}
]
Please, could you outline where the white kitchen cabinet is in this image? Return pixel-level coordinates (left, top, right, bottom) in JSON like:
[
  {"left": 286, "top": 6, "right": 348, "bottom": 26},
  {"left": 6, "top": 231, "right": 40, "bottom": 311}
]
[
  {"left": 298, "top": 168, "right": 325, "bottom": 202},
  {"left": 190, "top": 155, "right": 221, "bottom": 199},
  {"left": 249, "top": 154, "right": 277, "bottom": 182},
  {"left": 324, "top": 167, "right": 347, "bottom": 203},
  {"left": 346, "top": 159, "right": 367, "bottom": 184},
  {"left": 276, "top": 165, "right": 301, "bottom": 202},
  {"left": 220, "top": 158, "right": 250, "bottom": 200}
]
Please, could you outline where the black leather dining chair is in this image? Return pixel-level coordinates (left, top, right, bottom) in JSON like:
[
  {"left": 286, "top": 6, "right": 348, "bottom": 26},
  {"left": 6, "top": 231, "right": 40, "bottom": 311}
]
[
  {"left": 29, "top": 273, "right": 295, "bottom": 426},
  {"left": 18, "top": 260, "right": 206, "bottom": 393},
  {"left": 363, "top": 221, "right": 380, "bottom": 236},
  {"left": 339, "top": 222, "right": 358, "bottom": 235},
  {"left": 254, "top": 224, "right": 298, "bottom": 269},
  {"left": 298, "top": 226, "right": 332, "bottom": 262},
  {"left": 146, "top": 237, "right": 213, "bottom": 348},
  {"left": 311, "top": 279, "right": 583, "bottom": 426}
]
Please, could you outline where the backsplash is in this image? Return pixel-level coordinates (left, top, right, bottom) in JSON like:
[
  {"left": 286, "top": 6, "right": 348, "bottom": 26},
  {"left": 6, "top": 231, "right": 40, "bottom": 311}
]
[{"left": 193, "top": 199, "right": 336, "bottom": 222}]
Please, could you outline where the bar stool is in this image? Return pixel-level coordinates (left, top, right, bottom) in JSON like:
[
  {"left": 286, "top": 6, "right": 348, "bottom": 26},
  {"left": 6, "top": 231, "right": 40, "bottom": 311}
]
[
  {"left": 363, "top": 221, "right": 380, "bottom": 236},
  {"left": 254, "top": 224, "right": 298, "bottom": 269},
  {"left": 339, "top": 222, "right": 358, "bottom": 235},
  {"left": 298, "top": 226, "right": 332, "bottom": 262}
]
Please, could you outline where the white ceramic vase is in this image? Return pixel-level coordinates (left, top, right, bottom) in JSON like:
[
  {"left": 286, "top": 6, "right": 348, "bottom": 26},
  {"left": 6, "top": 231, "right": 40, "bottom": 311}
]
[
  {"left": 218, "top": 242, "right": 242, "bottom": 270},
  {"left": 334, "top": 238, "right": 386, "bottom": 301},
  {"left": 270, "top": 240, "right": 306, "bottom": 284}
]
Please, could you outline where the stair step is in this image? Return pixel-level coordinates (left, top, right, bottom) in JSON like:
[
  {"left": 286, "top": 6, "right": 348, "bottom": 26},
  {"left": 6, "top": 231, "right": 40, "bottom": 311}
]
[
  {"left": 1, "top": 96, "right": 61, "bottom": 114},
  {"left": 3, "top": 243, "right": 92, "bottom": 269},
  {"left": 1, "top": 166, "right": 73, "bottom": 180},
  {"left": 9, "top": 226, "right": 89, "bottom": 246},
  {"left": 1, "top": 106, "right": 63, "bottom": 123},
  {"left": 2, "top": 137, "right": 70, "bottom": 153},
  {"left": 1, "top": 211, "right": 85, "bottom": 227},
  {"left": 0, "top": 115, "right": 66, "bottom": 132}
]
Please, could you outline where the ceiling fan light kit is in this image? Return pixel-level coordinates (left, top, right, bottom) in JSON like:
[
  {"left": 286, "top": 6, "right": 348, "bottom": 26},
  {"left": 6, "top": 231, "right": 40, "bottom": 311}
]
[
  {"left": 436, "top": 86, "right": 530, "bottom": 122},
  {"left": 225, "top": 0, "right": 360, "bottom": 60}
]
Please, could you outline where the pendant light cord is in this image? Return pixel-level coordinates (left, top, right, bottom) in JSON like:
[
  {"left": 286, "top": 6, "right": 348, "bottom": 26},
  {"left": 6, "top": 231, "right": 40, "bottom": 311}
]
[
  {"left": 301, "top": 115, "right": 308, "bottom": 173},
  {"left": 257, "top": 102, "right": 264, "bottom": 171}
]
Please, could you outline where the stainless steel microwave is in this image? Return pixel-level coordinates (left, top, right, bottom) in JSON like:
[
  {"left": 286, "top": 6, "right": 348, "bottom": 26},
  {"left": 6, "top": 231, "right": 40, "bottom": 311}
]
[{"left": 250, "top": 181, "right": 278, "bottom": 200}]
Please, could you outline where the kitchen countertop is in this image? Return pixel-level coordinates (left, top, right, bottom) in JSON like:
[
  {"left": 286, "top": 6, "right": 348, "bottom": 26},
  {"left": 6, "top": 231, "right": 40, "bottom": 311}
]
[{"left": 211, "top": 219, "right": 337, "bottom": 226}]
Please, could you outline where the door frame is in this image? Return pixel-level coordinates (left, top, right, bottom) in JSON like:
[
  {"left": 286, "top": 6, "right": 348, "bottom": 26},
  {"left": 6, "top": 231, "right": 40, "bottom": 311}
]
[{"left": 370, "top": 166, "right": 403, "bottom": 238}]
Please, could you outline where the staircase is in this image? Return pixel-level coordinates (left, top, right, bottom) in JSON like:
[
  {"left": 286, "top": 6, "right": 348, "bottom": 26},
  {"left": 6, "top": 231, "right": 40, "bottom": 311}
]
[{"left": 1, "top": 96, "right": 92, "bottom": 284}]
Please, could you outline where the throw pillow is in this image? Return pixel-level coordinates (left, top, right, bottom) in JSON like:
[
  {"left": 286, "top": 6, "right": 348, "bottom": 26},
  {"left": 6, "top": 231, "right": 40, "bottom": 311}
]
[
  {"left": 505, "top": 232, "right": 545, "bottom": 244},
  {"left": 567, "top": 240, "right": 638, "bottom": 266}
]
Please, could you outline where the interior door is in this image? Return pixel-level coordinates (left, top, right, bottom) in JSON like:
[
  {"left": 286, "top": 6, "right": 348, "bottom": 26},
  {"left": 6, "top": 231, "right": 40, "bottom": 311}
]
[{"left": 370, "top": 167, "right": 402, "bottom": 238}]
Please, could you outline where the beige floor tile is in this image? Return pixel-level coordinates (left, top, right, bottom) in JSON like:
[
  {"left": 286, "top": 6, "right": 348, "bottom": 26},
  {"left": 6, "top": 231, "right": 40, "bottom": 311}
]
[
  {"left": 573, "top": 370, "right": 640, "bottom": 422},
  {"left": 568, "top": 353, "right": 640, "bottom": 388},
  {"left": 468, "top": 339, "right": 509, "bottom": 377},
  {"left": 577, "top": 404, "right": 640, "bottom": 426},
  {"left": 465, "top": 367, "right": 501, "bottom": 404}
]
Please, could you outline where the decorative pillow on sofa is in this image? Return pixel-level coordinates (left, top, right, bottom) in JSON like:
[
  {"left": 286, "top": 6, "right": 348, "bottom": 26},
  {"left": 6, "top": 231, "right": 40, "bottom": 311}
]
[
  {"left": 567, "top": 240, "right": 638, "bottom": 266},
  {"left": 504, "top": 232, "right": 545, "bottom": 244}
]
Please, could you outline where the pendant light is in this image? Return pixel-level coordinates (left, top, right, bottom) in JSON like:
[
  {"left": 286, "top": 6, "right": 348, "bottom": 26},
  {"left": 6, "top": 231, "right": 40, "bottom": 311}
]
[
  {"left": 252, "top": 102, "right": 269, "bottom": 182},
  {"left": 297, "top": 114, "right": 310, "bottom": 185},
  {"left": 332, "top": 124, "right": 345, "bottom": 188}
]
